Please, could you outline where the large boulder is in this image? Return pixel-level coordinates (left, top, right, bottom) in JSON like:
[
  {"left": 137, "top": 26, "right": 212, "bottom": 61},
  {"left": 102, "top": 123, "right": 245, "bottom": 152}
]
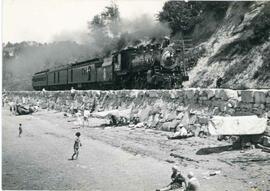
[
  {"left": 241, "top": 91, "right": 254, "bottom": 103},
  {"left": 254, "top": 91, "right": 266, "bottom": 104},
  {"left": 147, "top": 90, "right": 159, "bottom": 98},
  {"left": 215, "top": 89, "right": 238, "bottom": 101},
  {"left": 266, "top": 96, "right": 270, "bottom": 104},
  {"left": 262, "top": 136, "right": 270, "bottom": 147},
  {"left": 160, "top": 120, "right": 179, "bottom": 131},
  {"left": 138, "top": 106, "right": 152, "bottom": 122},
  {"left": 206, "top": 89, "right": 216, "bottom": 99},
  {"left": 185, "top": 89, "right": 195, "bottom": 100}
]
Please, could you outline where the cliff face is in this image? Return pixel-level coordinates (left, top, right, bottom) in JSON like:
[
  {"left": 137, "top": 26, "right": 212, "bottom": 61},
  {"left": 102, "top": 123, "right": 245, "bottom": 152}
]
[{"left": 184, "top": 1, "right": 270, "bottom": 89}]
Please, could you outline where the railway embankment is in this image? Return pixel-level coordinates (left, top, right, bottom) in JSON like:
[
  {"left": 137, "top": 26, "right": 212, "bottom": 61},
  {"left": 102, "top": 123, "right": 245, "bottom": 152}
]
[{"left": 5, "top": 88, "right": 269, "bottom": 126}]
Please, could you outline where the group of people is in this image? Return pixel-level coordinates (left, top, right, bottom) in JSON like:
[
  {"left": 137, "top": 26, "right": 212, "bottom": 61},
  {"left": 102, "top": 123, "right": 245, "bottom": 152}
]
[
  {"left": 157, "top": 166, "right": 200, "bottom": 191},
  {"left": 4, "top": 96, "right": 35, "bottom": 116}
]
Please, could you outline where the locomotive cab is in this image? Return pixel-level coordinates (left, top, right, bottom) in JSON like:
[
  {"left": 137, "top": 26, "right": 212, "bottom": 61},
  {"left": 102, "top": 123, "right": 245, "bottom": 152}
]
[
  {"left": 112, "top": 48, "right": 135, "bottom": 73},
  {"left": 112, "top": 48, "right": 136, "bottom": 89}
]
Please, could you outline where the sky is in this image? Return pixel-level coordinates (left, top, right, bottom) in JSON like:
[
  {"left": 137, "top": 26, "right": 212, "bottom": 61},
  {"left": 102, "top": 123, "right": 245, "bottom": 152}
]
[{"left": 3, "top": 0, "right": 167, "bottom": 43}]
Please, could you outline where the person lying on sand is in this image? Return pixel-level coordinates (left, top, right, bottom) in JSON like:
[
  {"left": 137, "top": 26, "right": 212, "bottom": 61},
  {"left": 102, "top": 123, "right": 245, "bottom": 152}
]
[{"left": 168, "top": 124, "right": 194, "bottom": 140}]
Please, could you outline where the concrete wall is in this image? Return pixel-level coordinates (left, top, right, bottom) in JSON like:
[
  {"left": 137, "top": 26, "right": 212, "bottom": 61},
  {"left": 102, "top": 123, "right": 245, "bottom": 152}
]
[{"left": 5, "top": 88, "right": 270, "bottom": 134}]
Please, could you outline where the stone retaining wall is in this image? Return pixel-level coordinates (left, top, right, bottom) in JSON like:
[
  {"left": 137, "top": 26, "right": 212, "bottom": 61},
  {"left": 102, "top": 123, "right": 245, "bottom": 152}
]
[{"left": 5, "top": 88, "right": 270, "bottom": 134}]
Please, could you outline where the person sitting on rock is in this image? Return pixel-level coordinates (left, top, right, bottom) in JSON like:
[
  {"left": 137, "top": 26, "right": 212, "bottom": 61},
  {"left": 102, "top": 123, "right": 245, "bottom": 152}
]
[
  {"left": 108, "top": 114, "right": 118, "bottom": 126},
  {"left": 216, "top": 76, "right": 223, "bottom": 88},
  {"left": 41, "top": 88, "right": 46, "bottom": 96},
  {"left": 156, "top": 166, "right": 186, "bottom": 191},
  {"left": 70, "top": 87, "right": 76, "bottom": 100},
  {"left": 82, "top": 109, "right": 90, "bottom": 128}
]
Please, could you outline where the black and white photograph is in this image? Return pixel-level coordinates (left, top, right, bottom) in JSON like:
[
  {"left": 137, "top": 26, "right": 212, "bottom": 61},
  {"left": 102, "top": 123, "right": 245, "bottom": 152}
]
[{"left": 2, "top": 0, "right": 270, "bottom": 190}]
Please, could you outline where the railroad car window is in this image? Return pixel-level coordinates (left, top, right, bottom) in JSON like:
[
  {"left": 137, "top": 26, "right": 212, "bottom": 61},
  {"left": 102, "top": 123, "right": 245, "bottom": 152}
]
[
  {"left": 114, "top": 54, "right": 121, "bottom": 71},
  {"left": 81, "top": 68, "right": 87, "bottom": 75},
  {"left": 113, "top": 55, "right": 117, "bottom": 63},
  {"left": 54, "top": 72, "right": 56, "bottom": 83},
  {"left": 103, "top": 68, "right": 106, "bottom": 80},
  {"left": 58, "top": 71, "right": 60, "bottom": 83},
  {"left": 88, "top": 66, "right": 91, "bottom": 81},
  {"left": 33, "top": 75, "right": 45, "bottom": 84},
  {"left": 71, "top": 70, "right": 73, "bottom": 82},
  {"left": 35, "top": 76, "right": 45, "bottom": 82}
]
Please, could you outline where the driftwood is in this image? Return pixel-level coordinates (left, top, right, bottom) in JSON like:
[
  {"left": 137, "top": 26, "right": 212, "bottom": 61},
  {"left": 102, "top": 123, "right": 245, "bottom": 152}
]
[
  {"left": 256, "top": 144, "right": 270, "bottom": 153},
  {"left": 170, "top": 153, "right": 199, "bottom": 163},
  {"left": 218, "top": 159, "right": 234, "bottom": 166},
  {"left": 231, "top": 157, "right": 269, "bottom": 163},
  {"left": 262, "top": 149, "right": 270, "bottom": 153}
]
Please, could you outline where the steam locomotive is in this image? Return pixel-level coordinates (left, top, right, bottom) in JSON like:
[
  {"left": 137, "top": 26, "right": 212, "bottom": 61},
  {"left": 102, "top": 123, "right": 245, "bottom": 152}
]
[{"left": 32, "top": 39, "right": 189, "bottom": 90}]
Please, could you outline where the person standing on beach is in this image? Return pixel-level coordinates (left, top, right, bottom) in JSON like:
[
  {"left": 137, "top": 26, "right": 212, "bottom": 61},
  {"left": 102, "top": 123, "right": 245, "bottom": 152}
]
[
  {"left": 18, "top": 123, "right": 22, "bottom": 137},
  {"left": 71, "top": 132, "right": 82, "bottom": 160}
]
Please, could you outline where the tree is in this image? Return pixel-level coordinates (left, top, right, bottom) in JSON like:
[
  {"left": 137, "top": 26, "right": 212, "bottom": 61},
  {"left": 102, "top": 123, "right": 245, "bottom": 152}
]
[
  {"left": 101, "top": 3, "right": 120, "bottom": 24},
  {"left": 101, "top": 3, "right": 120, "bottom": 37},
  {"left": 158, "top": 1, "right": 203, "bottom": 35},
  {"left": 89, "top": 15, "right": 105, "bottom": 30},
  {"left": 88, "top": 2, "right": 120, "bottom": 37},
  {"left": 87, "top": 2, "right": 121, "bottom": 56},
  {"left": 158, "top": 1, "right": 229, "bottom": 35}
]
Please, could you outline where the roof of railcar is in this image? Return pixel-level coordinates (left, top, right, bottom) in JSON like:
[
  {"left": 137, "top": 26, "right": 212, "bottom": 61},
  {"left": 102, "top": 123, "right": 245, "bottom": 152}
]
[
  {"left": 34, "top": 69, "right": 49, "bottom": 75},
  {"left": 71, "top": 57, "right": 103, "bottom": 67},
  {"left": 34, "top": 57, "right": 104, "bottom": 75},
  {"left": 112, "top": 47, "right": 136, "bottom": 55}
]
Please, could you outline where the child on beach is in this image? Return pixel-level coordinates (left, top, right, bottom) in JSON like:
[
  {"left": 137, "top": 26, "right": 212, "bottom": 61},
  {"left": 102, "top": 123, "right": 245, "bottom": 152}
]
[
  {"left": 71, "top": 132, "right": 82, "bottom": 160},
  {"left": 18, "top": 123, "right": 22, "bottom": 137}
]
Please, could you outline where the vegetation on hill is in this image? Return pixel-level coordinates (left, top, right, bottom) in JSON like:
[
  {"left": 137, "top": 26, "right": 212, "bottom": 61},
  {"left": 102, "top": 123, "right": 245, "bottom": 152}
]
[{"left": 158, "top": 1, "right": 229, "bottom": 42}]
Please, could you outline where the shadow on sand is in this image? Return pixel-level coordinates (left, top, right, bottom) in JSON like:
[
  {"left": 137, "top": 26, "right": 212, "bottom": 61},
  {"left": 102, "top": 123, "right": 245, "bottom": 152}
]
[{"left": 196, "top": 145, "right": 241, "bottom": 155}]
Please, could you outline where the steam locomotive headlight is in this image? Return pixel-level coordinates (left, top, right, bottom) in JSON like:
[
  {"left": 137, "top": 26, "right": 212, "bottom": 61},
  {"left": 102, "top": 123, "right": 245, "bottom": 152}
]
[{"left": 161, "top": 47, "right": 177, "bottom": 70}]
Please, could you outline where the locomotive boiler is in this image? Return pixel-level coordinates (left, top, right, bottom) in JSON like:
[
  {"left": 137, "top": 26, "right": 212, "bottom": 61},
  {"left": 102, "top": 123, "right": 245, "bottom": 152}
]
[{"left": 32, "top": 38, "right": 189, "bottom": 90}]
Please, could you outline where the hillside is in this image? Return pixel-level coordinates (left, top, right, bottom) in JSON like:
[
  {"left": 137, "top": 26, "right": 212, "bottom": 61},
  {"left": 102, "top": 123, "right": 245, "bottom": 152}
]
[{"left": 183, "top": 1, "right": 270, "bottom": 89}]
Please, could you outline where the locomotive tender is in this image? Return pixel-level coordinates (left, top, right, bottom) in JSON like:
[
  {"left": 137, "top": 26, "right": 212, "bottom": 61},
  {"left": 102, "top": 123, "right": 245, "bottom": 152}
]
[{"left": 32, "top": 39, "right": 189, "bottom": 90}]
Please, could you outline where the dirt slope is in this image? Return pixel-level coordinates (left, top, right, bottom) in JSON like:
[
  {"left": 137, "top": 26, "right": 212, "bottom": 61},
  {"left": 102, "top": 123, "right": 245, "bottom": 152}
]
[{"left": 184, "top": 1, "right": 270, "bottom": 89}]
